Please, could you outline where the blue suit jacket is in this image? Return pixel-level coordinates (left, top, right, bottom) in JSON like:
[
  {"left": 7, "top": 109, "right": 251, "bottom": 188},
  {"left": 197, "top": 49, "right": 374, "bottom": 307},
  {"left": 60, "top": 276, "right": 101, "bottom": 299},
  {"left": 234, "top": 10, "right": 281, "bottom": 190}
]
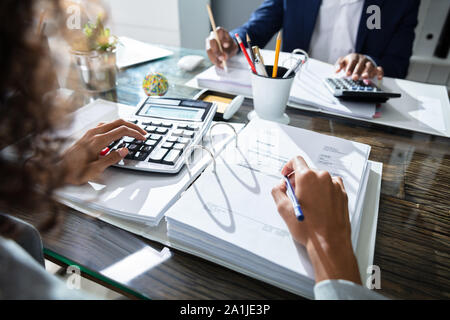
[{"left": 232, "top": 0, "right": 420, "bottom": 79}]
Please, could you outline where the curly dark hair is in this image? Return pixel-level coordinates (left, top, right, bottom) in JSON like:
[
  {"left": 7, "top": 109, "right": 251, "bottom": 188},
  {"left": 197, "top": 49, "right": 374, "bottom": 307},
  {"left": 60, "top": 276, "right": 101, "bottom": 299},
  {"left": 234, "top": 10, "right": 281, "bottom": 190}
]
[{"left": 0, "top": 0, "right": 69, "bottom": 233}]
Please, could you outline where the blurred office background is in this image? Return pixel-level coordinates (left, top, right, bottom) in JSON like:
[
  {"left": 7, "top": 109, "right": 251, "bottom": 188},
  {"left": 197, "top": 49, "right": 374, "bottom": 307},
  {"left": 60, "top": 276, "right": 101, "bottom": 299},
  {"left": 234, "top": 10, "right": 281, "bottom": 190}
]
[{"left": 106, "top": 0, "right": 449, "bottom": 89}]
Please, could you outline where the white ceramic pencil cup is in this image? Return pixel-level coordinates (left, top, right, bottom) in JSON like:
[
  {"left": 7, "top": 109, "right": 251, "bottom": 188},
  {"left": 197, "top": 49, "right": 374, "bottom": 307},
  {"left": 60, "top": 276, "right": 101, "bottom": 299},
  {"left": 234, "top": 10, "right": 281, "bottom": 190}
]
[{"left": 249, "top": 66, "right": 295, "bottom": 124}]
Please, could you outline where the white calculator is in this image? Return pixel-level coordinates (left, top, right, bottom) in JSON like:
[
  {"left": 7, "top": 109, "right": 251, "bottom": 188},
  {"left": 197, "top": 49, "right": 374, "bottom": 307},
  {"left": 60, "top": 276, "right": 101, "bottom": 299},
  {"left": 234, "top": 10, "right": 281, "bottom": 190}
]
[{"left": 109, "top": 96, "right": 217, "bottom": 174}]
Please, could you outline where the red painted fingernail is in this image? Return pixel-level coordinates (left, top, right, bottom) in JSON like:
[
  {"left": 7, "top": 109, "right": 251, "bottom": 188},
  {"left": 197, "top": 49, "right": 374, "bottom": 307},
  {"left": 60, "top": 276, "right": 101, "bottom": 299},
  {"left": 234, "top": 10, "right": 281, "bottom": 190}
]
[{"left": 100, "top": 147, "right": 110, "bottom": 156}]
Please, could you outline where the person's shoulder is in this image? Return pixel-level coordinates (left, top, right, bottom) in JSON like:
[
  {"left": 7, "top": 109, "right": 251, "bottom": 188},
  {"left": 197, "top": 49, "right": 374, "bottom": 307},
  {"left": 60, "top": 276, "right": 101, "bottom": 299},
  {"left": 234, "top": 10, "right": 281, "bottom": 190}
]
[
  {"left": 0, "top": 236, "right": 95, "bottom": 300},
  {"left": 0, "top": 235, "right": 24, "bottom": 259},
  {"left": 0, "top": 236, "right": 49, "bottom": 286}
]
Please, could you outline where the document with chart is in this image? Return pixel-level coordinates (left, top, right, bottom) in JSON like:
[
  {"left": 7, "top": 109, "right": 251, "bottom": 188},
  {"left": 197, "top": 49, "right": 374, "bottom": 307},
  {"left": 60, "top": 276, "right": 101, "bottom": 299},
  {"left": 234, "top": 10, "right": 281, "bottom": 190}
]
[{"left": 165, "top": 119, "right": 372, "bottom": 298}]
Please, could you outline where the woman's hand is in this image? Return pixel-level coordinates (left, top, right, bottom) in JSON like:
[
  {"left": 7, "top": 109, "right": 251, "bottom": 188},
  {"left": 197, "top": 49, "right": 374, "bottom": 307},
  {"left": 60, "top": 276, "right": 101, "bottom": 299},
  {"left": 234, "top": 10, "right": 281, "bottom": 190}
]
[
  {"left": 61, "top": 119, "right": 147, "bottom": 185},
  {"left": 206, "top": 27, "right": 239, "bottom": 69},
  {"left": 271, "top": 156, "right": 361, "bottom": 284},
  {"left": 336, "top": 53, "right": 384, "bottom": 81}
]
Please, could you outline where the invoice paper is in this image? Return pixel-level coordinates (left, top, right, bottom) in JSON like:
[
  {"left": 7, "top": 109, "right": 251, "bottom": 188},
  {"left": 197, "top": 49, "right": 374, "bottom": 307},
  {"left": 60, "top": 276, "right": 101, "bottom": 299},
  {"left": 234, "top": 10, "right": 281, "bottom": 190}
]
[{"left": 165, "top": 118, "right": 371, "bottom": 289}]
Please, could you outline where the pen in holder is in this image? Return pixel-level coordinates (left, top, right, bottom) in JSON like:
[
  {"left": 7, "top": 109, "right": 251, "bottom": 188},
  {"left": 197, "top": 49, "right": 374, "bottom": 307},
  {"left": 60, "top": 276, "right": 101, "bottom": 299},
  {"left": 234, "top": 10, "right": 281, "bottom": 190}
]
[
  {"left": 283, "top": 49, "right": 308, "bottom": 79},
  {"left": 283, "top": 49, "right": 309, "bottom": 72},
  {"left": 249, "top": 66, "right": 295, "bottom": 125}
]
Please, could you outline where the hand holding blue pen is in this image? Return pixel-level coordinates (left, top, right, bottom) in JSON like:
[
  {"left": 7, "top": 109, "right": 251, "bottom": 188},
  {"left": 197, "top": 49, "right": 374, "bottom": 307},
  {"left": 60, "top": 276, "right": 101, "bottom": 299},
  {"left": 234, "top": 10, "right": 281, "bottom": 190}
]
[
  {"left": 283, "top": 176, "right": 304, "bottom": 221},
  {"left": 273, "top": 156, "right": 361, "bottom": 286}
]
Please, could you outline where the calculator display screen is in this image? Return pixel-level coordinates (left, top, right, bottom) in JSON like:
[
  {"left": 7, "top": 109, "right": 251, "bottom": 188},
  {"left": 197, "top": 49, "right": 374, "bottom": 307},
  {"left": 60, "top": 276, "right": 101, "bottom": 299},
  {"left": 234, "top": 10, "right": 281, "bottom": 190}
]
[{"left": 140, "top": 104, "right": 204, "bottom": 121}]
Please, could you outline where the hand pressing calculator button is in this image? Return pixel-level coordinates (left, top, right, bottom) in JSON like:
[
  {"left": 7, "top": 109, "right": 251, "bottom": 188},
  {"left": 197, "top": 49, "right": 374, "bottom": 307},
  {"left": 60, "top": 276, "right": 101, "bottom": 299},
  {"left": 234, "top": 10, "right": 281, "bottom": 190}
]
[
  {"left": 111, "top": 96, "right": 217, "bottom": 174},
  {"left": 324, "top": 78, "right": 401, "bottom": 103},
  {"left": 108, "top": 140, "right": 120, "bottom": 149}
]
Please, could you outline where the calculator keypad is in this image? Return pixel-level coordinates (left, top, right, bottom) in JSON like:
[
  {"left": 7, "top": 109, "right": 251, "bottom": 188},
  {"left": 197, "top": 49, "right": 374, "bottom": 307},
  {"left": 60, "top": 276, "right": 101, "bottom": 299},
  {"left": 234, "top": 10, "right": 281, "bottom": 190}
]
[
  {"left": 148, "top": 148, "right": 169, "bottom": 163},
  {"left": 324, "top": 77, "right": 401, "bottom": 103},
  {"left": 162, "top": 150, "right": 181, "bottom": 165},
  {"left": 326, "top": 78, "right": 379, "bottom": 92},
  {"left": 108, "top": 119, "right": 195, "bottom": 165}
]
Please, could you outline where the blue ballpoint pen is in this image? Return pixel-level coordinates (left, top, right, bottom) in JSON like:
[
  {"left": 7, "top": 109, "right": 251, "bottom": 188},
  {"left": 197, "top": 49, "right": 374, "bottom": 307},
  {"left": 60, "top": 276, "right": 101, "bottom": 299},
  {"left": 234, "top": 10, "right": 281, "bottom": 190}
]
[{"left": 283, "top": 176, "right": 304, "bottom": 221}]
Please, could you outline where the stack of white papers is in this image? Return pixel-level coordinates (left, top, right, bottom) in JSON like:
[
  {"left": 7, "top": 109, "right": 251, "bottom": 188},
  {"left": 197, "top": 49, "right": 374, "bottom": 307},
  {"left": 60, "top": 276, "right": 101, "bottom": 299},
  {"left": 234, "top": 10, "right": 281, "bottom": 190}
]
[
  {"left": 59, "top": 159, "right": 382, "bottom": 298},
  {"left": 116, "top": 36, "right": 173, "bottom": 69},
  {"left": 191, "top": 50, "right": 377, "bottom": 119},
  {"left": 165, "top": 118, "right": 372, "bottom": 297}
]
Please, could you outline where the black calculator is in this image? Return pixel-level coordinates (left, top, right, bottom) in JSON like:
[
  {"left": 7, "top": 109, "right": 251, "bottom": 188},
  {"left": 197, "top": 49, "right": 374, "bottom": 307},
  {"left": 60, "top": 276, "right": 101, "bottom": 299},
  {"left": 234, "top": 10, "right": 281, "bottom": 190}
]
[
  {"left": 324, "top": 78, "right": 401, "bottom": 103},
  {"left": 106, "top": 97, "right": 217, "bottom": 174}
]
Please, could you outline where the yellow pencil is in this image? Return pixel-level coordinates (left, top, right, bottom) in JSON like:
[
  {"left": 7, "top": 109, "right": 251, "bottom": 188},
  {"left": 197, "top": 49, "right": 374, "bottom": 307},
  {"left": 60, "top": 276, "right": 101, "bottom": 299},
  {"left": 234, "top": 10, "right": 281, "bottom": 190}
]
[
  {"left": 272, "top": 31, "right": 282, "bottom": 78},
  {"left": 206, "top": 4, "right": 228, "bottom": 72}
]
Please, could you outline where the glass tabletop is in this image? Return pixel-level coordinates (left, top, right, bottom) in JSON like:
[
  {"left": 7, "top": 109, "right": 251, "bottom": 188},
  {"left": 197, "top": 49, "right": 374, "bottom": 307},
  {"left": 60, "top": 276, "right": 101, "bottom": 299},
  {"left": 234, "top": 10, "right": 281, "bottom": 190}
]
[
  {"left": 35, "top": 45, "right": 450, "bottom": 299},
  {"left": 68, "top": 46, "right": 208, "bottom": 110}
]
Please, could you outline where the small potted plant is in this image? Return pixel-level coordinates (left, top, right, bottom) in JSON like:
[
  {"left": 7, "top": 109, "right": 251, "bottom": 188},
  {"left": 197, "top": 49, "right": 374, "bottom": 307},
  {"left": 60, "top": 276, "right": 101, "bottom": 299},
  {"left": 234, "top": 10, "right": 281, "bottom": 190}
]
[{"left": 71, "top": 16, "right": 119, "bottom": 92}]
